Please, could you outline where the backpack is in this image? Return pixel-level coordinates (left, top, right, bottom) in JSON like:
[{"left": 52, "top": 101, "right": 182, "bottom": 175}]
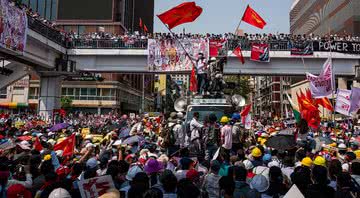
[{"left": 161, "top": 123, "right": 176, "bottom": 148}]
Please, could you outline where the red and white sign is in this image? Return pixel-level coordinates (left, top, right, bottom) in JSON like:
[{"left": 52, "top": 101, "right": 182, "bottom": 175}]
[
  {"left": 78, "top": 175, "right": 115, "bottom": 198},
  {"left": 250, "top": 43, "right": 270, "bottom": 62},
  {"left": 306, "top": 58, "right": 334, "bottom": 98},
  {"left": 335, "top": 89, "right": 352, "bottom": 116},
  {"left": 209, "top": 39, "right": 227, "bottom": 57}
]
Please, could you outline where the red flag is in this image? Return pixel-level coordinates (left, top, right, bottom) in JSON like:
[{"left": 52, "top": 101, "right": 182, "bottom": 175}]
[
  {"left": 189, "top": 67, "right": 197, "bottom": 92},
  {"left": 316, "top": 97, "right": 334, "bottom": 111},
  {"left": 157, "top": 2, "right": 203, "bottom": 29},
  {"left": 54, "top": 133, "right": 76, "bottom": 157},
  {"left": 144, "top": 24, "right": 148, "bottom": 33},
  {"left": 139, "top": 18, "right": 143, "bottom": 29},
  {"left": 233, "top": 46, "right": 245, "bottom": 64},
  {"left": 242, "top": 5, "right": 267, "bottom": 29},
  {"left": 34, "top": 137, "right": 43, "bottom": 152},
  {"left": 240, "top": 104, "right": 252, "bottom": 124}
]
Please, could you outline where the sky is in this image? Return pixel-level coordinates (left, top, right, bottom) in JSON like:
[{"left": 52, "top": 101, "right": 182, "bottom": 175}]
[{"left": 154, "top": 0, "right": 294, "bottom": 34}]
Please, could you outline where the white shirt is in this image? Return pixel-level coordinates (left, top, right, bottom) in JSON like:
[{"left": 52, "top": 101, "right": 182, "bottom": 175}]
[{"left": 196, "top": 59, "right": 206, "bottom": 74}]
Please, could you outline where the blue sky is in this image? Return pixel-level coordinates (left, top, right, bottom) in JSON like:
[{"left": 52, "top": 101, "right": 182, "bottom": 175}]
[{"left": 154, "top": 0, "right": 294, "bottom": 34}]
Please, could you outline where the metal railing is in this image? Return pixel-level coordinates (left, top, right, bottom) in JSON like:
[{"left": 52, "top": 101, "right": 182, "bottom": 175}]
[
  {"left": 27, "top": 16, "right": 67, "bottom": 47},
  {"left": 70, "top": 39, "right": 148, "bottom": 49}
]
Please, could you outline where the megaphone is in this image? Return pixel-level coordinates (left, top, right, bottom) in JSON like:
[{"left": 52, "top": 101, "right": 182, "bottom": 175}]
[
  {"left": 231, "top": 95, "right": 246, "bottom": 107},
  {"left": 174, "top": 97, "right": 188, "bottom": 112}
]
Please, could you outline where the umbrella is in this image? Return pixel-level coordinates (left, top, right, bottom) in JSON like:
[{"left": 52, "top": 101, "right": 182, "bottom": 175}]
[
  {"left": 265, "top": 134, "right": 296, "bottom": 151},
  {"left": 122, "top": 135, "right": 144, "bottom": 145},
  {"left": 50, "top": 123, "right": 69, "bottom": 132}
]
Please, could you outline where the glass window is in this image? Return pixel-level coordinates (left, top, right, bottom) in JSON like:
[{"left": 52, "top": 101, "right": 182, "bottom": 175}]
[
  {"left": 89, "top": 88, "right": 96, "bottom": 96},
  {"left": 102, "top": 88, "right": 110, "bottom": 96},
  {"left": 78, "top": 26, "right": 86, "bottom": 35},
  {"left": 80, "top": 88, "right": 88, "bottom": 96},
  {"left": 45, "top": 0, "right": 51, "bottom": 20},
  {"left": 38, "top": 0, "right": 45, "bottom": 17},
  {"left": 61, "top": 88, "right": 66, "bottom": 95},
  {"left": 67, "top": 88, "right": 74, "bottom": 96},
  {"left": 0, "top": 88, "right": 6, "bottom": 99},
  {"left": 30, "top": 0, "right": 37, "bottom": 11},
  {"left": 75, "top": 88, "right": 80, "bottom": 96},
  {"left": 51, "top": 0, "right": 57, "bottom": 20},
  {"left": 97, "top": 88, "right": 101, "bottom": 96},
  {"left": 29, "top": 87, "right": 36, "bottom": 96}
]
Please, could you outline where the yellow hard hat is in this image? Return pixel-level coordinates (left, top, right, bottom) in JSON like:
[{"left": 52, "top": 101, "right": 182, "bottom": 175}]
[
  {"left": 301, "top": 157, "right": 313, "bottom": 167},
  {"left": 44, "top": 154, "right": 51, "bottom": 161},
  {"left": 220, "top": 116, "right": 229, "bottom": 123},
  {"left": 329, "top": 143, "right": 337, "bottom": 148},
  {"left": 354, "top": 150, "right": 360, "bottom": 159},
  {"left": 313, "top": 156, "right": 326, "bottom": 167},
  {"left": 251, "top": 147, "right": 262, "bottom": 157}
]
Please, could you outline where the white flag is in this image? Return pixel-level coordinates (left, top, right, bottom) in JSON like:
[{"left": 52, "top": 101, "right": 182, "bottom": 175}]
[
  {"left": 335, "top": 89, "right": 351, "bottom": 116},
  {"left": 350, "top": 87, "right": 360, "bottom": 113},
  {"left": 306, "top": 58, "right": 334, "bottom": 98},
  {"left": 245, "top": 114, "right": 252, "bottom": 129}
]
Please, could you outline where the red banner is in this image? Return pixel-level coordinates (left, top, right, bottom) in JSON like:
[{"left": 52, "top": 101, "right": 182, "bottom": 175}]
[
  {"left": 251, "top": 43, "right": 270, "bottom": 62},
  {"left": 209, "top": 39, "right": 227, "bottom": 57}
]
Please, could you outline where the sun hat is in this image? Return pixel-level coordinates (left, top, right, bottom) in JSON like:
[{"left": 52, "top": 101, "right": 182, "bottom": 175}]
[
  {"left": 250, "top": 175, "right": 270, "bottom": 193},
  {"left": 126, "top": 165, "right": 143, "bottom": 181},
  {"left": 313, "top": 156, "right": 326, "bottom": 167},
  {"left": 301, "top": 157, "right": 313, "bottom": 167},
  {"left": 144, "top": 159, "right": 164, "bottom": 174}
]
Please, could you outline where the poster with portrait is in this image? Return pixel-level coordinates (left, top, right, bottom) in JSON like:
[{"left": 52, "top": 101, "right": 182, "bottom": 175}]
[
  {"left": 0, "top": 0, "right": 28, "bottom": 53},
  {"left": 147, "top": 38, "right": 209, "bottom": 72}
]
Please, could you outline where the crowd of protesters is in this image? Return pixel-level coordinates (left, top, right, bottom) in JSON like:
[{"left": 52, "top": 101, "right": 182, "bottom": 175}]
[{"left": 0, "top": 111, "right": 359, "bottom": 198}]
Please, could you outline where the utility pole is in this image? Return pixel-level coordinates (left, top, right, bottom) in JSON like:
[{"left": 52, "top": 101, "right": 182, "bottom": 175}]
[{"left": 142, "top": 74, "right": 145, "bottom": 113}]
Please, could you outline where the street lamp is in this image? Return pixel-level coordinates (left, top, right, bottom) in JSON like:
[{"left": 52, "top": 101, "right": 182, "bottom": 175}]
[{"left": 355, "top": 65, "right": 360, "bottom": 81}]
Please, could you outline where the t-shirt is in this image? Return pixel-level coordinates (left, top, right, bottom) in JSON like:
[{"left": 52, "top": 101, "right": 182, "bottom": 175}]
[{"left": 221, "top": 125, "right": 232, "bottom": 150}]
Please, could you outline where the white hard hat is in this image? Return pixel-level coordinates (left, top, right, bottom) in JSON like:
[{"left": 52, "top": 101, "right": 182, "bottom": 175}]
[
  {"left": 49, "top": 188, "right": 71, "bottom": 198},
  {"left": 338, "top": 143, "right": 347, "bottom": 149}
]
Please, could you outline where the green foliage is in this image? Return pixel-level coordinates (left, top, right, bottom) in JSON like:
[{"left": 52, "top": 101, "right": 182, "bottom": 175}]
[
  {"left": 224, "top": 76, "right": 251, "bottom": 99},
  {"left": 60, "top": 96, "right": 72, "bottom": 109}
]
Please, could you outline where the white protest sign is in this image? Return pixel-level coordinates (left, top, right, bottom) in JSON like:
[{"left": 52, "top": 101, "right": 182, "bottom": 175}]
[
  {"left": 78, "top": 175, "right": 115, "bottom": 198},
  {"left": 283, "top": 184, "right": 304, "bottom": 198}
]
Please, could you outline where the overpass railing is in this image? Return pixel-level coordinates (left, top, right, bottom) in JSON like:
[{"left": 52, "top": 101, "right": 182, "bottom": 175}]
[
  {"left": 70, "top": 39, "right": 148, "bottom": 49},
  {"left": 27, "top": 17, "right": 67, "bottom": 47}
]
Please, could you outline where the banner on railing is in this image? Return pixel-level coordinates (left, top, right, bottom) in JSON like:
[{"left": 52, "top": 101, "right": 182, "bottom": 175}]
[
  {"left": 209, "top": 39, "right": 227, "bottom": 57},
  {"left": 313, "top": 41, "right": 360, "bottom": 54},
  {"left": 251, "top": 43, "right": 270, "bottom": 62},
  {"left": 147, "top": 38, "right": 209, "bottom": 72},
  {"left": 0, "top": 0, "right": 28, "bottom": 53},
  {"left": 291, "top": 41, "right": 313, "bottom": 55}
]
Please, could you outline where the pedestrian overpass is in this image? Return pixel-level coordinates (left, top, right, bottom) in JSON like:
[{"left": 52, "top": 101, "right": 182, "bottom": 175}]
[{"left": 1, "top": 16, "right": 360, "bottom": 118}]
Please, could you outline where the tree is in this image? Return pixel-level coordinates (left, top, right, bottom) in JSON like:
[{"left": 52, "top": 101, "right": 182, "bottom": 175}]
[
  {"left": 224, "top": 76, "right": 251, "bottom": 99},
  {"left": 60, "top": 96, "right": 73, "bottom": 110}
]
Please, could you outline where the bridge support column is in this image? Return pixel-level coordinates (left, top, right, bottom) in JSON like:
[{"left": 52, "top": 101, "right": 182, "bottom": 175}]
[{"left": 38, "top": 76, "right": 62, "bottom": 121}]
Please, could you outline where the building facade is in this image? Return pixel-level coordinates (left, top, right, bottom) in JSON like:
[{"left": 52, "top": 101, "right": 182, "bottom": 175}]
[
  {"left": 290, "top": 0, "right": 360, "bottom": 36},
  {"left": 252, "top": 76, "right": 292, "bottom": 119}
]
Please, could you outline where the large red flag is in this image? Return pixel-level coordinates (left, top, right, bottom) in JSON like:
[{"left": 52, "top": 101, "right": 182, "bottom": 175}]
[
  {"left": 242, "top": 5, "right": 267, "bottom": 29},
  {"left": 233, "top": 46, "right": 245, "bottom": 64},
  {"left": 189, "top": 67, "right": 197, "bottom": 92},
  {"left": 34, "top": 137, "right": 43, "bottom": 152},
  {"left": 54, "top": 133, "right": 76, "bottom": 157},
  {"left": 157, "top": 2, "right": 203, "bottom": 29}
]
